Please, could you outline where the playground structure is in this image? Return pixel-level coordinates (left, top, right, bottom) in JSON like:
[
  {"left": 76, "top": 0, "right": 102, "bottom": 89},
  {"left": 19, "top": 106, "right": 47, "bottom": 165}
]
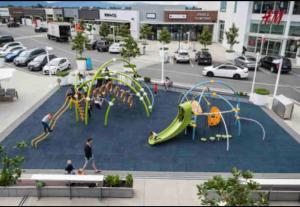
[
  {"left": 31, "top": 58, "right": 154, "bottom": 148},
  {"left": 149, "top": 80, "right": 266, "bottom": 151}
]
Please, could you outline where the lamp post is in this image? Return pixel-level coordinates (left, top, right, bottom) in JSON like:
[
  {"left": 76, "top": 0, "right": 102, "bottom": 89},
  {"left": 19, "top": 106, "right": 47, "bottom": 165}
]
[
  {"left": 110, "top": 25, "right": 116, "bottom": 43},
  {"left": 272, "top": 54, "right": 284, "bottom": 108},
  {"left": 45, "top": 46, "right": 53, "bottom": 78},
  {"left": 160, "top": 45, "right": 165, "bottom": 84}
]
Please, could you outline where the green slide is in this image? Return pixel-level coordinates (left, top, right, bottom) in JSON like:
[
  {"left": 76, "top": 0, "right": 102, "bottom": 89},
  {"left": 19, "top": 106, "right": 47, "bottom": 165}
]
[{"left": 148, "top": 101, "right": 193, "bottom": 145}]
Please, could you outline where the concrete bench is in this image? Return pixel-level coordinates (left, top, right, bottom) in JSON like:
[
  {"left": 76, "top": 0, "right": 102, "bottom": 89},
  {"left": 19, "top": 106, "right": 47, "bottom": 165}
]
[{"left": 31, "top": 174, "right": 104, "bottom": 200}]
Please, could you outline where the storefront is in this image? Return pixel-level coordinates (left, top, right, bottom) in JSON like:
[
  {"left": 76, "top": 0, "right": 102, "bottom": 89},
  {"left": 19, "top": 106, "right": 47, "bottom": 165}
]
[
  {"left": 8, "top": 7, "right": 24, "bottom": 23},
  {"left": 79, "top": 7, "right": 99, "bottom": 21},
  {"left": 45, "top": 8, "right": 63, "bottom": 21},
  {"left": 63, "top": 8, "right": 78, "bottom": 23},
  {"left": 0, "top": 8, "right": 10, "bottom": 23},
  {"left": 23, "top": 8, "right": 46, "bottom": 21},
  {"left": 98, "top": 9, "right": 140, "bottom": 40}
]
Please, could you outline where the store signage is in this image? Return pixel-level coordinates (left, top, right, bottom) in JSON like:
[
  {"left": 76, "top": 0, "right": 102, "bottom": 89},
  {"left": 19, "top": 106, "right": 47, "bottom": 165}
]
[
  {"left": 168, "top": 14, "right": 187, "bottom": 19},
  {"left": 104, "top": 13, "right": 117, "bottom": 18},
  {"left": 146, "top": 13, "right": 156, "bottom": 19},
  {"left": 262, "top": 9, "right": 285, "bottom": 24}
]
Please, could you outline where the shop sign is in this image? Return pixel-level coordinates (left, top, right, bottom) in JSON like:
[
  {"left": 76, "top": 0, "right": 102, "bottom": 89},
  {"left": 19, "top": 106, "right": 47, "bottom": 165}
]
[
  {"left": 168, "top": 14, "right": 187, "bottom": 20},
  {"left": 104, "top": 13, "right": 117, "bottom": 18},
  {"left": 262, "top": 9, "right": 284, "bottom": 25},
  {"left": 146, "top": 13, "right": 156, "bottom": 19}
]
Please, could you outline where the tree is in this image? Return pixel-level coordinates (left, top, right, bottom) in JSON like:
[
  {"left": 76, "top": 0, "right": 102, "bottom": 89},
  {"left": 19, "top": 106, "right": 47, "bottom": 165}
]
[
  {"left": 197, "top": 167, "right": 269, "bottom": 206},
  {"left": 198, "top": 26, "right": 212, "bottom": 50},
  {"left": 140, "top": 24, "right": 153, "bottom": 41},
  {"left": 121, "top": 35, "right": 141, "bottom": 63},
  {"left": 99, "top": 22, "right": 110, "bottom": 39},
  {"left": 225, "top": 23, "right": 239, "bottom": 52},
  {"left": 72, "top": 30, "right": 89, "bottom": 59},
  {"left": 118, "top": 24, "right": 130, "bottom": 38},
  {"left": 0, "top": 141, "right": 27, "bottom": 186},
  {"left": 158, "top": 27, "right": 171, "bottom": 45}
]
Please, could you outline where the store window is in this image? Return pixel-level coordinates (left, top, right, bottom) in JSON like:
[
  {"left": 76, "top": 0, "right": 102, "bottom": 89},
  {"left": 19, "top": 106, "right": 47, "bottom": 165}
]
[
  {"left": 289, "top": 22, "right": 300, "bottom": 37},
  {"left": 218, "top": 20, "right": 225, "bottom": 43},
  {"left": 253, "top": 1, "right": 289, "bottom": 14},
  {"left": 270, "top": 22, "right": 285, "bottom": 35},
  {"left": 234, "top": 1, "right": 238, "bottom": 13},
  {"left": 285, "top": 39, "right": 298, "bottom": 58},
  {"left": 294, "top": 1, "right": 300, "bottom": 14},
  {"left": 262, "top": 1, "right": 275, "bottom": 13},
  {"left": 250, "top": 20, "right": 285, "bottom": 35},
  {"left": 253, "top": 1, "right": 263, "bottom": 13},
  {"left": 247, "top": 36, "right": 257, "bottom": 52},
  {"left": 274, "top": 1, "right": 289, "bottom": 13},
  {"left": 220, "top": 1, "right": 227, "bottom": 12},
  {"left": 259, "top": 23, "right": 271, "bottom": 34},
  {"left": 250, "top": 20, "right": 260, "bottom": 33}
]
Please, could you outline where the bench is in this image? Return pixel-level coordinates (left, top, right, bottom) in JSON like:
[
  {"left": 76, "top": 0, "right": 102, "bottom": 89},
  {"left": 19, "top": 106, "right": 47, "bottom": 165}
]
[{"left": 31, "top": 174, "right": 104, "bottom": 200}]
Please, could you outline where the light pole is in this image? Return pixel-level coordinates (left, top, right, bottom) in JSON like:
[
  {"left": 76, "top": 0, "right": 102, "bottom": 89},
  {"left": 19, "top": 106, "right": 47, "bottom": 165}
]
[
  {"left": 45, "top": 46, "right": 53, "bottom": 78},
  {"left": 272, "top": 54, "right": 284, "bottom": 108},
  {"left": 160, "top": 45, "right": 165, "bottom": 84},
  {"left": 110, "top": 25, "right": 116, "bottom": 43}
]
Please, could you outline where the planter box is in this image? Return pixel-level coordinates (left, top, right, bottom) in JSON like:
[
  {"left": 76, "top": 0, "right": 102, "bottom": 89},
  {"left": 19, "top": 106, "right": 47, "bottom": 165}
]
[
  {"left": 225, "top": 52, "right": 236, "bottom": 61},
  {"left": 76, "top": 59, "right": 86, "bottom": 73},
  {"left": 252, "top": 93, "right": 269, "bottom": 106}
]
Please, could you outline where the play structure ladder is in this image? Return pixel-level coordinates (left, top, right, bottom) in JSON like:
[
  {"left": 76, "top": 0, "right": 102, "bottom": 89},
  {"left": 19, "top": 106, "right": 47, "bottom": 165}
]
[{"left": 77, "top": 101, "right": 85, "bottom": 122}]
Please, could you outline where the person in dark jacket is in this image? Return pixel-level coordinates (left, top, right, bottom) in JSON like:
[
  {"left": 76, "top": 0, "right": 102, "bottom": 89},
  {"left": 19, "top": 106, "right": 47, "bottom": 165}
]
[
  {"left": 65, "top": 160, "right": 75, "bottom": 174},
  {"left": 82, "top": 138, "right": 101, "bottom": 173}
]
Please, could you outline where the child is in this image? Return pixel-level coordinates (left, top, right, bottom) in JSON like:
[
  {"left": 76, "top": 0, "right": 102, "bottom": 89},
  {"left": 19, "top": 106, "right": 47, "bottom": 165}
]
[
  {"left": 77, "top": 168, "right": 87, "bottom": 175},
  {"left": 65, "top": 160, "right": 75, "bottom": 175},
  {"left": 153, "top": 83, "right": 158, "bottom": 95}
]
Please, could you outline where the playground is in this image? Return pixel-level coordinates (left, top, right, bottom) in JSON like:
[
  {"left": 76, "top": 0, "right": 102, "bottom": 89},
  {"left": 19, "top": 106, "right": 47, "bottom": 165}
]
[{"left": 1, "top": 59, "right": 300, "bottom": 173}]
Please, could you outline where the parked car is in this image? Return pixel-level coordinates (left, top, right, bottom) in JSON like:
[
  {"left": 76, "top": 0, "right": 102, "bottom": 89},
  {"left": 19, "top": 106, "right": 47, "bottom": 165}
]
[
  {"left": 7, "top": 22, "right": 20, "bottom": 28},
  {"left": 0, "top": 42, "right": 23, "bottom": 52},
  {"left": 14, "top": 48, "right": 46, "bottom": 66},
  {"left": 43, "top": 57, "right": 71, "bottom": 75},
  {"left": 203, "top": 64, "right": 249, "bottom": 79},
  {"left": 109, "top": 42, "right": 125, "bottom": 53},
  {"left": 174, "top": 50, "right": 190, "bottom": 63},
  {"left": 195, "top": 50, "right": 212, "bottom": 65},
  {"left": 0, "top": 45, "right": 26, "bottom": 57},
  {"left": 27, "top": 54, "right": 57, "bottom": 71},
  {"left": 234, "top": 55, "right": 257, "bottom": 70},
  {"left": 4, "top": 48, "right": 26, "bottom": 62},
  {"left": 0, "top": 35, "right": 14, "bottom": 46},
  {"left": 96, "top": 40, "right": 110, "bottom": 52},
  {"left": 35, "top": 27, "right": 48, "bottom": 33},
  {"left": 259, "top": 56, "right": 292, "bottom": 73}
]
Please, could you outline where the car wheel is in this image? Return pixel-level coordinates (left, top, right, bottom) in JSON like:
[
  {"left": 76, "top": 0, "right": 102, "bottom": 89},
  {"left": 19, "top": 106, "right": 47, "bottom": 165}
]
[
  {"left": 207, "top": 72, "right": 214, "bottom": 77},
  {"left": 233, "top": 74, "right": 241, "bottom": 80},
  {"left": 270, "top": 66, "right": 276, "bottom": 73}
]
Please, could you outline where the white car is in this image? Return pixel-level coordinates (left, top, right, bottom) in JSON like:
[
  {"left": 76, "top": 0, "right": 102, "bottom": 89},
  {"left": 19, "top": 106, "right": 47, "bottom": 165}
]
[
  {"left": 174, "top": 50, "right": 190, "bottom": 63},
  {"left": 0, "top": 45, "right": 26, "bottom": 57},
  {"left": 0, "top": 42, "right": 23, "bottom": 52},
  {"left": 43, "top": 57, "right": 71, "bottom": 75},
  {"left": 109, "top": 42, "right": 125, "bottom": 53},
  {"left": 203, "top": 64, "right": 249, "bottom": 79}
]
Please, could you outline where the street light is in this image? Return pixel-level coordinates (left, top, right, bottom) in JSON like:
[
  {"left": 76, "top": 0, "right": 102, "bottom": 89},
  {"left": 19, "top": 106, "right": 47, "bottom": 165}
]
[
  {"left": 45, "top": 46, "right": 53, "bottom": 78},
  {"left": 110, "top": 25, "right": 116, "bottom": 43}
]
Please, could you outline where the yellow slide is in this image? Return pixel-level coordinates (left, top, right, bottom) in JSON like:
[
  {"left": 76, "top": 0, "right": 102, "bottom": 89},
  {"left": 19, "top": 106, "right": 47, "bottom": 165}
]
[{"left": 31, "top": 98, "right": 70, "bottom": 148}]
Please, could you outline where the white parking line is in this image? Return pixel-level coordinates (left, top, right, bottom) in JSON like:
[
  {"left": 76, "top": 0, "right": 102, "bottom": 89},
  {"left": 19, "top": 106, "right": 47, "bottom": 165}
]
[
  {"left": 258, "top": 67, "right": 272, "bottom": 75},
  {"left": 290, "top": 72, "right": 300, "bottom": 78},
  {"left": 14, "top": 34, "right": 46, "bottom": 40}
]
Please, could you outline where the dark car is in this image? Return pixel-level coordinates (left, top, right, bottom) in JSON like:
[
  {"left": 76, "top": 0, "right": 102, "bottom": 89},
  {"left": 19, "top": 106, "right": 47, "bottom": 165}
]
[
  {"left": 7, "top": 22, "right": 20, "bottom": 28},
  {"left": 27, "top": 54, "right": 57, "bottom": 71},
  {"left": 259, "top": 56, "right": 292, "bottom": 73},
  {"left": 35, "top": 27, "right": 48, "bottom": 33},
  {"left": 0, "top": 35, "right": 14, "bottom": 46},
  {"left": 195, "top": 51, "right": 212, "bottom": 65},
  {"left": 4, "top": 48, "right": 25, "bottom": 62},
  {"left": 96, "top": 40, "right": 110, "bottom": 52},
  {"left": 14, "top": 48, "right": 47, "bottom": 66}
]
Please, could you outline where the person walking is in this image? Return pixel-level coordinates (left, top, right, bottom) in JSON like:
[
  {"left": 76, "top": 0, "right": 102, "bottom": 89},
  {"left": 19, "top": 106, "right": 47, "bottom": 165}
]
[
  {"left": 153, "top": 83, "right": 158, "bottom": 95},
  {"left": 82, "top": 138, "right": 101, "bottom": 174},
  {"left": 41, "top": 113, "right": 53, "bottom": 133},
  {"left": 242, "top": 46, "right": 247, "bottom": 55}
]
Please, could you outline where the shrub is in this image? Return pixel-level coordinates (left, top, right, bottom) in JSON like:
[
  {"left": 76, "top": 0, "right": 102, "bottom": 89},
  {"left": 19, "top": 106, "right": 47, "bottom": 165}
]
[
  {"left": 125, "top": 173, "right": 133, "bottom": 187},
  {"left": 226, "top": 49, "right": 235, "bottom": 53},
  {"left": 144, "top": 77, "right": 151, "bottom": 83},
  {"left": 56, "top": 71, "right": 70, "bottom": 77},
  {"left": 255, "top": 88, "right": 270, "bottom": 95},
  {"left": 105, "top": 175, "right": 114, "bottom": 187},
  {"left": 112, "top": 175, "right": 121, "bottom": 187}
]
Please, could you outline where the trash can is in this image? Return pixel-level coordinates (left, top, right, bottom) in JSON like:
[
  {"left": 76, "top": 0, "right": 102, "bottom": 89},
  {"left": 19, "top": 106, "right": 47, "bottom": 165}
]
[
  {"left": 272, "top": 94, "right": 294, "bottom": 120},
  {"left": 86, "top": 58, "right": 93, "bottom": 71}
]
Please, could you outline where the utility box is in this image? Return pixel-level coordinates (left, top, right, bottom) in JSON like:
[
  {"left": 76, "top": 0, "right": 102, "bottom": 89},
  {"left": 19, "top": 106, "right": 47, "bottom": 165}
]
[{"left": 272, "top": 95, "right": 294, "bottom": 120}]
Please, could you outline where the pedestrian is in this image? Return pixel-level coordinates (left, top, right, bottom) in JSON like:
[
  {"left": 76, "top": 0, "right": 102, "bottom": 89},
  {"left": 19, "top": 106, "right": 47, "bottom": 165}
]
[
  {"left": 94, "top": 95, "right": 104, "bottom": 110},
  {"left": 153, "top": 83, "right": 158, "bottom": 95},
  {"left": 242, "top": 46, "right": 247, "bottom": 55},
  {"left": 41, "top": 113, "right": 53, "bottom": 133},
  {"left": 164, "top": 77, "right": 173, "bottom": 91},
  {"left": 82, "top": 138, "right": 101, "bottom": 174},
  {"left": 65, "top": 160, "right": 75, "bottom": 175}
]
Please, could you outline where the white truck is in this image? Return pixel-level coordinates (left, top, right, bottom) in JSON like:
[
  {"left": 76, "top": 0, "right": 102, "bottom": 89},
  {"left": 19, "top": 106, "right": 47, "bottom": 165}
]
[{"left": 47, "top": 22, "right": 71, "bottom": 42}]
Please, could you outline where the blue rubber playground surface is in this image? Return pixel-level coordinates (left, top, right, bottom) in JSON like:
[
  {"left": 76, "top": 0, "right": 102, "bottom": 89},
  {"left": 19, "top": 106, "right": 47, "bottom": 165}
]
[{"left": 2, "top": 86, "right": 300, "bottom": 173}]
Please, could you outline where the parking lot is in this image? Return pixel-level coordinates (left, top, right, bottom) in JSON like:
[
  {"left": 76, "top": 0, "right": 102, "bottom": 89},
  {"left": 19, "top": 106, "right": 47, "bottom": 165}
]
[{"left": 1, "top": 25, "right": 300, "bottom": 102}]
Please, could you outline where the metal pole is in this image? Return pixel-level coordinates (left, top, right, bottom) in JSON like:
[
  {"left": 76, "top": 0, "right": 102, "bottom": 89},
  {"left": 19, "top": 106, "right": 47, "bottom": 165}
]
[
  {"left": 113, "top": 26, "right": 115, "bottom": 43},
  {"left": 161, "top": 46, "right": 164, "bottom": 84},
  {"left": 273, "top": 58, "right": 283, "bottom": 100},
  {"left": 46, "top": 49, "right": 51, "bottom": 78},
  {"left": 250, "top": 52, "right": 260, "bottom": 100}
]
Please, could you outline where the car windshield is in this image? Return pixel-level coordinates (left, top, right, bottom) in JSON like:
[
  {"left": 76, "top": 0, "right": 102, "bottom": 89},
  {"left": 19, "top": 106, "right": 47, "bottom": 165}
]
[
  {"left": 33, "top": 55, "right": 46, "bottom": 62},
  {"left": 48, "top": 59, "right": 61, "bottom": 66},
  {"left": 12, "top": 49, "right": 21, "bottom": 55},
  {"left": 179, "top": 52, "right": 188, "bottom": 56},
  {"left": 19, "top": 51, "right": 30, "bottom": 57}
]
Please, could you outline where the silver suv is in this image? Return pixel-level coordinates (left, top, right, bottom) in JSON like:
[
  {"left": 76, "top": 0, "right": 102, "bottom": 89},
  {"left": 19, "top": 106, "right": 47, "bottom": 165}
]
[{"left": 234, "top": 55, "right": 257, "bottom": 70}]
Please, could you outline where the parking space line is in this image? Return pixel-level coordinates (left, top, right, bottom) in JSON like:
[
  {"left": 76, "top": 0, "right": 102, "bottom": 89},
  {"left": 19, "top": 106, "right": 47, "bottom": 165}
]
[{"left": 290, "top": 72, "right": 300, "bottom": 78}]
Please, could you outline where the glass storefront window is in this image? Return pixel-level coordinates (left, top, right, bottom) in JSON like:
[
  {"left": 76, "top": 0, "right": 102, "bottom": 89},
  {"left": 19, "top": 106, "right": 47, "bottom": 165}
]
[
  {"left": 294, "top": 1, "right": 300, "bottom": 14},
  {"left": 247, "top": 36, "right": 282, "bottom": 56},
  {"left": 253, "top": 1, "right": 289, "bottom": 14},
  {"left": 247, "top": 36, "right": 257, "bottom": 52},
  {"left": 270, "top": 22, "right": 285, "bottom": 35},
  {"left": 285, "top": 39, "right": 298, "bottom": 58},
  {"left": 274, "top": 1, "right": 289, "bottom": 13},
  {"left": 289, "top": 22, "right": 300, "bottom": 37},
  {"left": 250, "top": 20, "right": 259, "bottom": 33},
  {"left": 262, "top": 1, "right": 275, "bottom": 13},
  {"left": 220, "top": 1, "right": 227, "bottom": 12},
  {"left": 219, "top": 20, "right": 225, "bottom": 43},
  {"left": 253, "top": 1, "right": 263, "bottom": 13},
  {"left": 259, "top": 23, "right": 271, "bottom": 34},
  {"left": 234, "top": 1, "right": 238, "bottom": 13}
]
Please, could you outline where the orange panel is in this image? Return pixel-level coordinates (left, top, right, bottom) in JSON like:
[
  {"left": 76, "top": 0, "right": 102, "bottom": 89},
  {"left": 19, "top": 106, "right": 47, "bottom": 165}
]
[{"left": 208, "top": 106, "right": 221, "bottom": 127}]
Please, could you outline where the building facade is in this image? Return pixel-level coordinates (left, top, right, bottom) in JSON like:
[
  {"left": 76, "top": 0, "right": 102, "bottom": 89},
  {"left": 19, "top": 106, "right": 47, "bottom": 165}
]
[{"left": 214, "top": 1, "right": 300, "bottom": 58}]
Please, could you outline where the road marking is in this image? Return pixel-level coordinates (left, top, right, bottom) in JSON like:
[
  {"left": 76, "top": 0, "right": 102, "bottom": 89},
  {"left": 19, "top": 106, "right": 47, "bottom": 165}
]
[
  {"left": 258, "top": 67, "right": 273, "bottom": 75},
  {"left": 14, "top": 34, "right": 46, "bottom": 40},
  {"left": 290, "top": 72, "right": 300, "bottom": 78}
]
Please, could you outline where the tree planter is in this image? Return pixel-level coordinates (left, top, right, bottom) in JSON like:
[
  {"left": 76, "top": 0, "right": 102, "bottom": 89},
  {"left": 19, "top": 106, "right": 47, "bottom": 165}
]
[
  {"left": 76, "top": 59, "right": 86, "bottom": 73},
  {"left": 252, "top": 88, "right": 270, "bottom": 106},
  {"left": 225, "top": 51, "right": 236, "bottom": 61}
]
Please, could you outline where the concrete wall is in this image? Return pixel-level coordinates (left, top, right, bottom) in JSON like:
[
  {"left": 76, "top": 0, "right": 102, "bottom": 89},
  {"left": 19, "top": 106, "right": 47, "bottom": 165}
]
[
  {"left": 63, "top": 8, "right": 78, "bottom": 18},
  {"left": 79, "top": 8, "right": 99, "bottom": 20}
]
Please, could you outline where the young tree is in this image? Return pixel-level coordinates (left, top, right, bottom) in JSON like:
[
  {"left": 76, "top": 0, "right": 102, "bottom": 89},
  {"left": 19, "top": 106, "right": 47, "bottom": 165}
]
[
  {"left": 118, "top": 24, "right": 130, "bottom": 39},
  {"left": 197, "top": 167, "right": 269, "bottom": 206},
  {"left": 121, "top": 35, "right": 141, "bottom": 63},
  {"left": 72, "top": 30, "right": 89, "bottom": 59},
  {"left": 158, "top": 27, "right": 171, "bottom": 45},
  {"left": 99, "top": 22, "right": 110, "bottom": 39},
  {"left": 225, "top": 23, "right": 239, "bottom": 52},
  {"left": 198, "top": 26, "right": 212, "bottom": 50},
  {"left": 140, "top": 24, "right": 154, "bottom": 54}
]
